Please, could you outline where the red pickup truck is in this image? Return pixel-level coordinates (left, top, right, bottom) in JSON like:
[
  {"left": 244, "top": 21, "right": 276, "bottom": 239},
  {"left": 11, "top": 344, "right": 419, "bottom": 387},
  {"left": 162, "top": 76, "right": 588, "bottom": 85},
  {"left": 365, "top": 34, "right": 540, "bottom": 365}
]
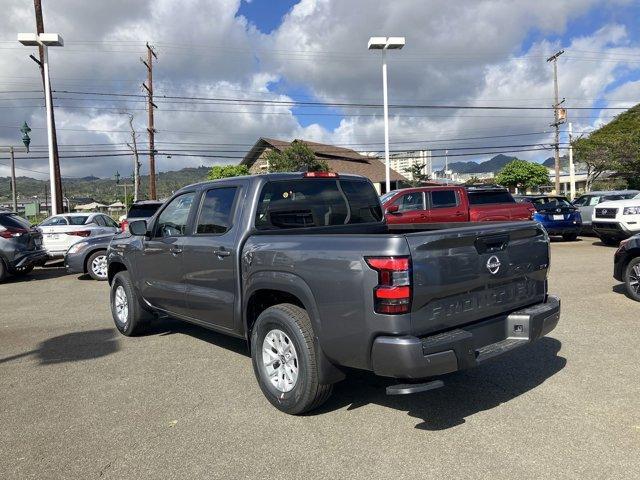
[{"left": 381, "top": 186, "right": 534, "bottom": 225}]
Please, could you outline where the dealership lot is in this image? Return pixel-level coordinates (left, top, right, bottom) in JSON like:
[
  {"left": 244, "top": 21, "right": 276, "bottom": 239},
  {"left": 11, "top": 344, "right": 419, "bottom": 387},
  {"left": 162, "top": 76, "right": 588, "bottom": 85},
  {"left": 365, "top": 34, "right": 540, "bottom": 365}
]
[{"left": 1, "top": 239, "right": 638, "bottom": 479}]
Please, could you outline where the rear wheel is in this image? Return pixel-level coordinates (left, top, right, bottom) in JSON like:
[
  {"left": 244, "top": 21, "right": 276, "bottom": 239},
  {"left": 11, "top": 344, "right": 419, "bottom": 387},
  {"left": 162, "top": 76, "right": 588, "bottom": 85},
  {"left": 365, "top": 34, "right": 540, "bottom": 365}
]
[
  {"left": 87, "top": 250, "right": 108, "bottom": 281},
  {"left": 624, "top": 257, "right": 640, "bottom": 302},
  {"left": 562, "top": 232, "right": 578, "bottom": 241},
  {"left": 110, "top": 270, "right": 153, "bottom": 336},
  {"left": 251, "top": 303, "right": 333, "bottom": 415},
  {"left": 0, "top": 259, "right": 6, "bottom": 282}
]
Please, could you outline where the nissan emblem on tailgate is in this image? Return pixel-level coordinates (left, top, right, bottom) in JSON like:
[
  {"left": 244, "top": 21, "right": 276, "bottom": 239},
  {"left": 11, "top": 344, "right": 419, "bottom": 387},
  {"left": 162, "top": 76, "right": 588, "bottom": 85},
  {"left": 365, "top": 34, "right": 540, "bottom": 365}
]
[{"left": 486, "top": 255, "right": 501, "bottom": 275}]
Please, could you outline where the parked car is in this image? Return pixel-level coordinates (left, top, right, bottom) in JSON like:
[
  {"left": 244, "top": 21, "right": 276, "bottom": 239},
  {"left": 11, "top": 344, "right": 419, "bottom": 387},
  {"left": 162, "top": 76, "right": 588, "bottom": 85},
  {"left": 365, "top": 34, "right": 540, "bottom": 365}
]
[
  {"left": 107, "top": 172, "right": 560, "bottom": 415},
  {"left": 0, "top": 212, "right": 47, "bottom": 282},
  {"left": 64, "top": 233, "right": 116, "bottom": 280},
  {"left": 591, "top": 193, "right": 640, "bottom": 245},
  {"left": 381, "top": 185, "right": 534, "bottom": 226},
  {"left": 572, "top": 190, "right": 639, "bottom": 232},
  {"left": 514, "top": 195, "right": 581, "bottom": 241},
  {"left": 120, "top": 201, "right": 163, "bottom": 233},
  {"left": 613, "top": 234, "right": 640, "bottom": 302},
  {"left": 37, "top": 212, "right": 120, "bottom": 258}
]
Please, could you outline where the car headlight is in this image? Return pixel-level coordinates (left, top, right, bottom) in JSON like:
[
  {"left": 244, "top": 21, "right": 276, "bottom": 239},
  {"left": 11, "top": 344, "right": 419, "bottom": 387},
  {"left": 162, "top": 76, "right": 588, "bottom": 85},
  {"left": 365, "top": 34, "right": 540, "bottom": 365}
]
[
  {"left": 623, "top": 206, "right": 640, "bottom": 215},
  {"left": 66, "top": 242, "right": 88, "bottom": 255}
]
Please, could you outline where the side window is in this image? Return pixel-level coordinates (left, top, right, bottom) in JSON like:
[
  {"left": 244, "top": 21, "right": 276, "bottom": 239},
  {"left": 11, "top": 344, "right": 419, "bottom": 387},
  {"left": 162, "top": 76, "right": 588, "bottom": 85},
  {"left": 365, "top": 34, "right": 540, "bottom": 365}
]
[
  {"left": 430, "top": 189, "right": 458, "bottom": 208},
  {"left": 103, "top": 216, "right": 119, "bottom": 228},
  {"left": 573, "top": 196, "right": 587, "bottom": 207},
  {"left": 588, "top": 196, "right": 601, "bottom": 206},
  {"left": 94, "top": 215, "right": 105, "bottom": 226},
  {"left": 395, "top": 192, "right": 424, "bottom": 212},
  {"left": 196, "top": 187, "right": 238, "bottom": 234},
  {"left": 155, "top": 192, "right": 195, "bottom": 238}
]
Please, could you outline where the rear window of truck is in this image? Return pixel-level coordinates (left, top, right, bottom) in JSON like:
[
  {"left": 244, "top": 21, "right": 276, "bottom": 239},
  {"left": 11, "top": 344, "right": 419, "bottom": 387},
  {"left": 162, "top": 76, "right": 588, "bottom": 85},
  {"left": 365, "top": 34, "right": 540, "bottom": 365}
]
[
  {"left": 256, "top": 179, "right": 383, "bottom": 229},
  {"left": 468, "top": 190, "right": 515, "bottom": 205}
]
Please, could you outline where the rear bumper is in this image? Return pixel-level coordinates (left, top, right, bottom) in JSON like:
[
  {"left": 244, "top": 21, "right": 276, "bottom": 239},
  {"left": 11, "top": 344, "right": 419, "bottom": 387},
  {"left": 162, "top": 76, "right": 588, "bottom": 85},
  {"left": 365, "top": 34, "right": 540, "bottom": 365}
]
[
  {"left": 10, "top": 249, "right": 48, "bottom": 269},
  {"left": 543, "top": 224, "right": 581, "bottom": 236},
  {"left": 371, "top": 295, "right": 560, "bottom": 379}
]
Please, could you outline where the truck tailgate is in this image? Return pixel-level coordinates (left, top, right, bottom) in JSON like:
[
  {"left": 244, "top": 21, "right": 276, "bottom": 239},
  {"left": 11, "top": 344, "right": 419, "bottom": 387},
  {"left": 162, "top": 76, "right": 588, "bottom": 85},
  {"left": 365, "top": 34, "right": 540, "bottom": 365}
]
[{"left": 406, "top": 221, "right": 549, "bottom": 336}]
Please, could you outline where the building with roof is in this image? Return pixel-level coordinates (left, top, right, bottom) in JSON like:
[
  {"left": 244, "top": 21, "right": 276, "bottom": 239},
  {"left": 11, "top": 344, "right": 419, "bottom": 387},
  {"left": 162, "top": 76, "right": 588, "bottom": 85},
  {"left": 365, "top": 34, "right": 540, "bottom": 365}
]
[{"left": 241, "top": 138, "right": 406, "bottom": 193}]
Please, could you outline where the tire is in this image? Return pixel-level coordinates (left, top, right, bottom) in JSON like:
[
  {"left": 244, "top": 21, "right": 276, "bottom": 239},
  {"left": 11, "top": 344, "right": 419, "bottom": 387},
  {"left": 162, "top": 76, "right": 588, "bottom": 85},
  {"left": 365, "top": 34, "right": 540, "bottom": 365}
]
[
  {"left": 0, "top": 258, "right": 6, "bottom": 283},
  {"left": 624, "top": 257, "right": 640, "bottom": 302},
  {"left": 251, "top": 303, "right": 333, "bottom": 415},
  {"left": 86, "top": 250, "right": 108, "bottom": 281},
  {"left": 600, "top": 236, "right": 619, "bottom": 246},
  {"left": 110, "top": 270, "right": 153, "bottom": 336},
  {"left": 562, "top": 232, "right": 578, "bottom": 241}
]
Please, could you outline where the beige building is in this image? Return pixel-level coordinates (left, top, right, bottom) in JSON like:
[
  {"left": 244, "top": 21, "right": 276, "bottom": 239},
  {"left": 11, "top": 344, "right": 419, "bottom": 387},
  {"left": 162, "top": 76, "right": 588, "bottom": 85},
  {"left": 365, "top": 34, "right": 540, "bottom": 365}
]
[
  {"left": 385, "top": 150, "right": 432, "bottom": 181},
  {"left": 241, "top": 138, "right": 406, "bottom": 193}
]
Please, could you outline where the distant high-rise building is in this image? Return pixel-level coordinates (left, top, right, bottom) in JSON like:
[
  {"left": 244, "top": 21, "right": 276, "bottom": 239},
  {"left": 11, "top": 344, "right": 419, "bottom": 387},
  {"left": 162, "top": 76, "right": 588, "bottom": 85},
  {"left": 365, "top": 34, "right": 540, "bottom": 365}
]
[{"left": 383, "top": 150, "right": 432, "bottom": 181}]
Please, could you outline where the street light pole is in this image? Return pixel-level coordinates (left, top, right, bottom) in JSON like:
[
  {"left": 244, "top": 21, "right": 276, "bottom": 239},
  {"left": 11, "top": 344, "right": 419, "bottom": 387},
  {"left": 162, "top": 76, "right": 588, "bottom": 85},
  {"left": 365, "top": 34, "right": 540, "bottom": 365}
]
[
  {"left": 42, "top": 45, "right": 57, "bottom": 215},
  {"left": 568, "top": 122, "right": 576, "bottom": 200},
  {"left": 381, "top": 49, "right": 391, "bottom": 194},
  {"left": 368, "top": 36, "right": 405, "bottom": 194},
  {"left": 18, "top": 32, "right": 63, "bottom": 215}
]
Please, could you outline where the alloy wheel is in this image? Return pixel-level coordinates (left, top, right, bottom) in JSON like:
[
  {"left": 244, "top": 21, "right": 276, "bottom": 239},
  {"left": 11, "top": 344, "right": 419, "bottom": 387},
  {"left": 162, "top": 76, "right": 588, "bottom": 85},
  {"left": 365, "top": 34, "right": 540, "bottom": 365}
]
[
  {"left": 114, "top": 285, "right": 129, "bottom": 326},
  {"left": 262, "top": 329, "right": 299, "bottom": 393},
  {"left": 91, "top": 255, "right": 107, "bottom": 279}
]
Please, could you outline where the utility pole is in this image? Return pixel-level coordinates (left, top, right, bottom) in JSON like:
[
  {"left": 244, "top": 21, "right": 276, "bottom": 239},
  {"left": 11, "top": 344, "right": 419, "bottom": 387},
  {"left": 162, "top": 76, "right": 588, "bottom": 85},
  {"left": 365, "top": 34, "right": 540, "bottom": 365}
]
[
  {"left": 9, "top": 147, "right": 18, "bottom": 213},
  {"left": 568, "top": 122, "right": 576, "bottom": 200},
  {"left": 33, "top": 0, "right": 63, "bottom": 214},
  {"left": 547, "top": 50, "right": 565, "bottom": 194},
  {"left": 142, "top": 43, "right": 158, "bottom": 200},
  {"left": 126, "top": 114, "right": 141, "bottom": 201}
]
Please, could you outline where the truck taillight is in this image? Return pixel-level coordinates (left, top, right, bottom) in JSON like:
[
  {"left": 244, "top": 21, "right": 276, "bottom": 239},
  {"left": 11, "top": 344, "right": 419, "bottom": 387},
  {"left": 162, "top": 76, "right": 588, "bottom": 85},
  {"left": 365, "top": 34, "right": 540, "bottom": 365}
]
[
  {"left": 303, "top": 172, "right": 338, "bottom": 178},
  {"left": 365, "top": 256, "right": 411, "bottom": 314},
  {"left": 120, "top": 220, "right": 128, "bottom": 232},
  {"left": 0, "top": 226, "right": 28, "bottom": 238}
]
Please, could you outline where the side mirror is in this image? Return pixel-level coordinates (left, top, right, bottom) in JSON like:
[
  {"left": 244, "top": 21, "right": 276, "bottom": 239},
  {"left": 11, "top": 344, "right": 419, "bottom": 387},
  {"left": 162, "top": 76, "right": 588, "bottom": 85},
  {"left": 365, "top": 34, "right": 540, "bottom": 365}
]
[
  {"left": 129, "top": 219, "right": 148, "bottom": 236},
  {"left": 386, "top": 204, "right": 400, "bottom": 214}
]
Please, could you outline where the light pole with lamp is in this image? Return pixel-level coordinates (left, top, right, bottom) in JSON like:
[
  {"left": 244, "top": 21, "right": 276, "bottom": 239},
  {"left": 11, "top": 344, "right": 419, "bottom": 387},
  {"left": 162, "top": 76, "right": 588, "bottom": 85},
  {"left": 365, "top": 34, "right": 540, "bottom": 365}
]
[
  {"left": 17, "top": 32, "right": 63, "bottom": 215},
  {"left": 368, "top": 36, "right": 405, "bottom": 194}
]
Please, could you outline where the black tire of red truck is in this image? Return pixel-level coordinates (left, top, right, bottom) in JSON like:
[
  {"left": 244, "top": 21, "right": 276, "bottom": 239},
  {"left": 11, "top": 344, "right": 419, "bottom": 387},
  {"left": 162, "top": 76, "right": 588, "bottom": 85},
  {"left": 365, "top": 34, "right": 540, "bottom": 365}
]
[{"left": 251, "top": 303, "right": 333, "bottom": 415}]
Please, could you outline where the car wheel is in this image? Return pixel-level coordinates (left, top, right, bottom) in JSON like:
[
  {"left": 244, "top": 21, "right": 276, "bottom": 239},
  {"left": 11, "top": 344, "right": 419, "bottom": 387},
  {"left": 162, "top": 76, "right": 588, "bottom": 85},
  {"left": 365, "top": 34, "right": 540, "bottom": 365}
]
[
  {"left": 562, "top": 232, "right": 578, "bottom": 241},
  {"left": 624, "top": 257, "right": 640, "bottom": 302},
  {"left": 87, "top": 250, "right": 108, "bottom": 281},
  {"left": 251, "top": 303, "right": 333, "bottom": 415},
  {"left": 600, "top": 236, "right": 619, "bottom": 246},
  {"left": 110, "top": 270, "right": 153, "bottom": 336},
  {"left": 0, "top": 259, "right": 6, "bottom": 282}
]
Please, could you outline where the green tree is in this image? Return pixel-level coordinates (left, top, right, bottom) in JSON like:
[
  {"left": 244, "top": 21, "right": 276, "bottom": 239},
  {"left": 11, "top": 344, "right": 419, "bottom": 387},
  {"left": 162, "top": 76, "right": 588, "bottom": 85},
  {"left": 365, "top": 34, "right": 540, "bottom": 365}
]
[
  {"left": 403, "top": 163, "right": 430, "bottom": 187},
  {"left": 207, "top": 164, "right": 250, "bottom": 180},
  {"left": 495, "top": 159, "right": 550, "bottom": 192},
  {"left": 573, "top": 105, "right": 640, "bottom": 190},
  {"left": 265, "top": 140, "right": 329, "bottom": 173}
]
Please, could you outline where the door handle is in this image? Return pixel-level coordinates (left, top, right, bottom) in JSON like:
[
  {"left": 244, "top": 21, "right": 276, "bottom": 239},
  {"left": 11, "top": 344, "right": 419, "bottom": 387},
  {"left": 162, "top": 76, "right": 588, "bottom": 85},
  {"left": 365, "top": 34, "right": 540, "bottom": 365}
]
[
  {"left": 170, "top": 247, "right": 183, "bottom": 255},
  {"left": 454, "top": 212, "right": 464, "bottom": 216},
  {"left": 213, "top": 248, "right": 231, "bottom": 258}
]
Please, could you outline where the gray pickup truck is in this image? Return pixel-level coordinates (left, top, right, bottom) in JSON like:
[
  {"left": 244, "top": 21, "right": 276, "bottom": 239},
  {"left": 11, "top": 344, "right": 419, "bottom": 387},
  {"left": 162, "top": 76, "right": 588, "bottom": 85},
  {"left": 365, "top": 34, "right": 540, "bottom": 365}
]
[{"left": 107, "top": 172, "right": 560, "bottom": 414}]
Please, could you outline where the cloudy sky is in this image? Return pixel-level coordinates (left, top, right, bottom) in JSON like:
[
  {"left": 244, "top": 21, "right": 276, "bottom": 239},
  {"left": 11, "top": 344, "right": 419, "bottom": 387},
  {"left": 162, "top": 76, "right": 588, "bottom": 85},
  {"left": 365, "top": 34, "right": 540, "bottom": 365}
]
[{"left": 1, "top": 0, "right": 639, "bottom": 180}]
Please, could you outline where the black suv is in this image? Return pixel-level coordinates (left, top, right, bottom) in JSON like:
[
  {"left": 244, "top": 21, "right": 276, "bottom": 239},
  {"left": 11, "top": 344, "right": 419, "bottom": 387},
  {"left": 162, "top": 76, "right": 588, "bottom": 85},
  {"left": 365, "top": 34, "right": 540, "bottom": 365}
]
[{"left": 0, "top": 212, "right": 47, "bottom": 282}]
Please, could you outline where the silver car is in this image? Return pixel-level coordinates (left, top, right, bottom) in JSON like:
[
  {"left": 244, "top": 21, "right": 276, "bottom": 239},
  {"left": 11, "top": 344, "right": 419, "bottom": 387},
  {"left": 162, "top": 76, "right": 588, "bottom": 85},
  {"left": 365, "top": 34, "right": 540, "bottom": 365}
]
[{"left": 572, "top": 190, "right": 639, "bottom": 231}]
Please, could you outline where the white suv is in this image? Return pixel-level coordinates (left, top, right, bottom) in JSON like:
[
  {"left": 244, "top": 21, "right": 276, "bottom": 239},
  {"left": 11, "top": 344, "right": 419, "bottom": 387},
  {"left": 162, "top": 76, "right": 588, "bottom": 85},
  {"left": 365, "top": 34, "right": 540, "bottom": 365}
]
[
  {"left": 592, "top": 194, "right": 640, "bottom": 245},
  {"left": 38, "top": 212, "right": 120, "bottom": 258}
]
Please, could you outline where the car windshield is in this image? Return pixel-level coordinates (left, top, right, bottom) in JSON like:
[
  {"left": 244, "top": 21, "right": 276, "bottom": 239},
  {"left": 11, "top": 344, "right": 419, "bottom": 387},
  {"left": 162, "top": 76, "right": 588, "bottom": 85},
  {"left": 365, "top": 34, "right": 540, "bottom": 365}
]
[
  {"left": 379, "top": 192, "right": 396, "bottom": 204},
  {"left": 127, "top": 204, "right": 161, "bottom": 218},
  {"left": 256, "top": 178, "right": 383, "bottom": 229},
  {"left": 529, "top": 197, "right": 572, "bottom": 210}
]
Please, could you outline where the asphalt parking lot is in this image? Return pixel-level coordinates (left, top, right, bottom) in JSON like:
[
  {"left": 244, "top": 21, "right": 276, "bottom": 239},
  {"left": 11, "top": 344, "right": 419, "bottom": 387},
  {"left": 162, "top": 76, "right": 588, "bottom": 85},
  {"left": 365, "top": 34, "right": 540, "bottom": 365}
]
[{"left": 1, "top": 239, "right": 639, "bottom": 480}]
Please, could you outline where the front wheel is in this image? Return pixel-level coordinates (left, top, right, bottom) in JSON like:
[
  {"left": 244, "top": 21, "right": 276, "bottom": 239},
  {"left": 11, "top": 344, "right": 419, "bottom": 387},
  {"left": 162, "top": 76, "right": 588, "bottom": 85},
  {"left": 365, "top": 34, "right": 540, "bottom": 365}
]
[
  {"left": 624, "top": 257, "right": 640, "bottom": 302},
  {"left": 87, "top": 250, "right": 108, "bottom": 281},
  {"left": 251, "top": 304, "right": 333, "bottom": 415},
  {"left": 110, "top": 270, "right": 153, "bottom": 336}
]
